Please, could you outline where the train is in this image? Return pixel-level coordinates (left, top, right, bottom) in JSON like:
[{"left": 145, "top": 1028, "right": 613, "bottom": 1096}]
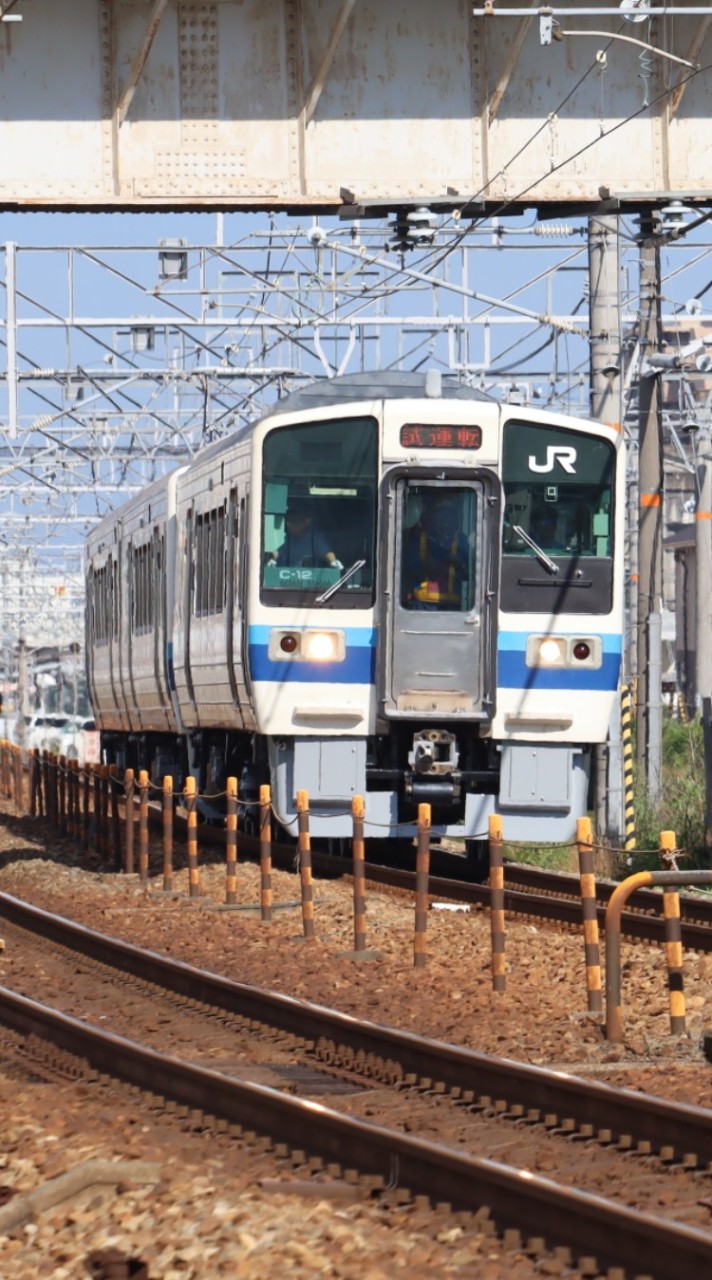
[{"left": 86, "top": 370, "right": 625, "bottom": 871}]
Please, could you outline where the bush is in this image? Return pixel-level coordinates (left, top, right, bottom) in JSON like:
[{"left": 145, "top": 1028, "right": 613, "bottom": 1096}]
[{"left": 631, "top": 717, "right": 712, "bottom": 871}]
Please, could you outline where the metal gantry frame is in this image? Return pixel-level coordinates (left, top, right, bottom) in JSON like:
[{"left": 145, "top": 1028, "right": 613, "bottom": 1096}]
[{"left": 0, "top": 209, "right": 711, "bottom": 691}]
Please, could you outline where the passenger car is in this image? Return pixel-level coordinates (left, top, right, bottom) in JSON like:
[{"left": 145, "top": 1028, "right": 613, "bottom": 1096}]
[{"left": 48, "top": 717, "right": 100, "bottom": 765}]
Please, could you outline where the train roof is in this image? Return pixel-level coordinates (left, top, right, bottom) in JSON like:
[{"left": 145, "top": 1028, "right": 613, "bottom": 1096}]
[
  {"left": 176, "top": 371, "right": 497, "bottom": 470},
  {"left": 267, "top": 371, "right": 496, "bottom": 416}
]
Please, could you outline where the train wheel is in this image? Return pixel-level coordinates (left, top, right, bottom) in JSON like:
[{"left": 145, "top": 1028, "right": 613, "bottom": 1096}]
[{"left": 465, "top": 839, "right": 490, "bottom": 883}]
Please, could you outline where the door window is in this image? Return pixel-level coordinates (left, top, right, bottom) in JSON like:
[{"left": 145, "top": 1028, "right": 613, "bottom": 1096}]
[{"left": 400, "top": 485, "right": 478, "bottom": 611}]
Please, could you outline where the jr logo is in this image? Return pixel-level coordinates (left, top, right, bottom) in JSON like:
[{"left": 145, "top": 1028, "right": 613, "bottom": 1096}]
[{"left": 528, "top": 446, "right": 577, "bottom": 474}]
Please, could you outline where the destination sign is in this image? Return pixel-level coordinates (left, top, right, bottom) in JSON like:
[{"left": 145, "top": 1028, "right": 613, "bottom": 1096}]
[{"left": 400, "top": 424, "right": 482, "bottom": 450}]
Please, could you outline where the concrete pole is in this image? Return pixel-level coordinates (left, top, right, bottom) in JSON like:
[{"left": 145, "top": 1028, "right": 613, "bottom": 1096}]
[
  {"left": 588, "top": 214, "right": 624, "bottom": 842},
  {"left": 16, "top": 637, "right": 27, "bottom": 756},
  {"left": 588, "top": 215, "right": 622, "bottom": 424},
  {"left": 695, "top": 438, "right": 712, "bottom": 844},
  {"left": 6, "top": 242, "right": 18, "bottom": 441},
  {"left": 695, "top": 440, "right": 712, "bottom": 701},
  {"left": 636, "top": 215, "right": 663, "bottom": 799}
]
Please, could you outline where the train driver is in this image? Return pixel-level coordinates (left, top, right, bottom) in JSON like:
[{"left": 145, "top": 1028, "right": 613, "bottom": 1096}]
[
  {"left": 404, "top": 490, "right": 470, "bottom": 610},
  {"left": 268, "top": 496, "right": 343, "bottom": 571}
]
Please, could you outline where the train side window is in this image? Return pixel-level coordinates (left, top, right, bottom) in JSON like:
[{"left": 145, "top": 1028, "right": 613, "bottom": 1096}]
[
  {"left": 131, "top": 542, "right": 154, "bottom": 634},
  {"left": 193, "top": 504, "right": 227, "bottom": 617},
  {"left": 90, "top": 560, "right": 115, "bottom": 646}
]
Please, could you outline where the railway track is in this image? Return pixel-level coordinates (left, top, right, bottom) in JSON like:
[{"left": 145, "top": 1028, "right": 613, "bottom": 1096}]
[
  {"left": 2, "top": 891, "right": 712, "bottom": 1278},
  {"left": 149, "top": 811, "right": 712, "bottom": 953}
]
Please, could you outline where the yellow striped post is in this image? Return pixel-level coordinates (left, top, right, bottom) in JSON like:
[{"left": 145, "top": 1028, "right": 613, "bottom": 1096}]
[
  {"left": 259, "top": 784, "right": 273, "bottom": 923},
  {"left": 81, "top": 761, "right": 89, "bottom": 848},
  {"left": 123, "top": 768, "right": 135, "bottom": 873},
  {"left": 414, "top": 804, "right": 431, "bottom": 969},
  {"left": 109, "top": 764, "right": 121, "bottom": 871},
  {"left": 162, "top": 775, "right": 174, "bottom": 892},
  {"left": 138, "top": 769, "right": 150, "bottom": 882},
  {"left": 488, "top": 814, "right": 506, "bottom": 992},
  {"left": 297, "top": 789, "right": 315, "bottom": 939},
  {"left": 93, "top": 763, "right": 102, "bottom": 853},
  {"left": 101, "top": 763, "right": 111, "bottom": 860},
  {"left": 225, "top": 777, "right": 238, "bottom": 904},
  {"left": 185, "top": 776, "right": 200, "bottom": 898},
  {"left": 74, "top": 759, "right": 82, "bottom": 840},
  {"left": 42, "top": 752, "right": 52, "bottom": 825},
  {"left": 660, "top": 830, "right": 686, "bottom": 1035},
  {"left": 352, "top": 795, "right": 367, "bottom": 953},
  {"left": 30, "top": 749, "right": 40, "bottom": 817},
  {"left": 620, "top": 684, "right": 636, "bottom": 853},
  {"left": 66, "top": 758, "right": 75, "bottom": 837},
  {"left": 14, "top": 745, "right": 23, "bottom": 812},
  {"left": 576, "top": 816, "right": 602, "bottom": 1013},
  {"left": 58, "top": 754, "right": 67, "bottom": 835}
]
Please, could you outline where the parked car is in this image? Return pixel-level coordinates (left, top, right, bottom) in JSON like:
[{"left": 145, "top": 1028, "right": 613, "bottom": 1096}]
[
  {"left": 48, "top": 717, "right": 100, "bottom": 766},
  {"left": 14, "top": 714, "right": 70, "bottom": 753},
  {"left": 36, "top": 715, "right": 72, "bottom": 753},
  {"left": 0, "top": 715, "right": 18, "bottom": 743}
]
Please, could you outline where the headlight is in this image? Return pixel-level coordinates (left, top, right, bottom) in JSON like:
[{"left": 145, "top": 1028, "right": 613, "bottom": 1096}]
[
  {"left": 301, "top": 631, "right": 343, "bottom": 662},
  {"left": 529, "top": 636, "right": 567, "bottom": 667},
  {"left": 268, "top": 629, "right": 345, "bottom": 663}
]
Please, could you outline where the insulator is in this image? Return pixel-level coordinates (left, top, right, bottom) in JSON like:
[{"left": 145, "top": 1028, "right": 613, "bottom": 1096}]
[
  {"left": 534, "top": 223, "right": 575, "bottom": 237},
  {"left": 388, "top": 206, "right": 438, "bottom": 252}
]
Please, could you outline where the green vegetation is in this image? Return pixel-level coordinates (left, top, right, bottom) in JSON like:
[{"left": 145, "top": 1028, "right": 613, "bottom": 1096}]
[
  {"left": 630, "top": 717, "right": 711, "bottom": 874},
  {"left": 502, "top": 840, "right": 578, "bottom": 874}
]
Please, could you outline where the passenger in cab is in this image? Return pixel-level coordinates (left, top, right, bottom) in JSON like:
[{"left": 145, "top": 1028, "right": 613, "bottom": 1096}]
[{"left": 268, "top": 497, "right": 343, "bottom": 570}]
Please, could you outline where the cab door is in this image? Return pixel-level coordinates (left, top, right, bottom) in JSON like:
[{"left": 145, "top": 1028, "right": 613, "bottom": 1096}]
[{"left": 380, "top": 473, "right": 496, "bottom": 720}]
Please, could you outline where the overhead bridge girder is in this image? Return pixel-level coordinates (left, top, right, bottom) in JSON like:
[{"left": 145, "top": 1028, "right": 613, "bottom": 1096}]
[{"left": 0, "top": 0, "right": 711, "bottom": 211}]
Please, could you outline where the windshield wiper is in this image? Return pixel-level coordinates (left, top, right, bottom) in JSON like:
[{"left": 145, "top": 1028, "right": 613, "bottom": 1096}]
[
  {"left": 512, "top": 525, "right": 559, "bottom": 576},
  {"left": 316, "top": 558, "right": 366, "bottom": 605}
]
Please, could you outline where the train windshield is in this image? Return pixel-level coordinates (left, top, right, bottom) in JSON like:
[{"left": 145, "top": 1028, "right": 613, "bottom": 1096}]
[
  {"left": 501, "top": 419, "right": 616, "bottom": 614},
  {"left": 261, "top": 415, "right": 378, "bottom": 605}
]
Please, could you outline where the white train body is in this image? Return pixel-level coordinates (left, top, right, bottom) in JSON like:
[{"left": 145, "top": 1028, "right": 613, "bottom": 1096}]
[{"left": 86, "top": 373, "right": 625, "bottom": 853}]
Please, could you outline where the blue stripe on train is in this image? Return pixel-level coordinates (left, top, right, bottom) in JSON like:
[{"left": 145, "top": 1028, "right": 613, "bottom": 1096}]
[
  {"left": 248, "top": 625, "right": 376, "bottom": 685},
  {"left": 247, "top": 625, "right": 622, "bottom": 690},
  {"left": 497, "top": 630, "right": 622, "bottom": 691}
]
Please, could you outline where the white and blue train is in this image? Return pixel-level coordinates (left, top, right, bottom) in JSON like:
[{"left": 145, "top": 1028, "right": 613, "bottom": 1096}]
[{"left": 85, "top": 371, "right": 624, "bottom": 867}]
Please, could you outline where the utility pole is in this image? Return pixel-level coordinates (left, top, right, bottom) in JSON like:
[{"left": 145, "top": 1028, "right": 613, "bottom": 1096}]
[
  {"left": 696, "top": 437, "right": 712, "bottom": 845},
  {"left": 588, "top": 213, "right": 623, "bottom": 844},
  {"left": 636, "top": 212, "right": 663, "bottom": 799},
  {"left": 16, "top": 635, "right": 27, "bottom": 757}
]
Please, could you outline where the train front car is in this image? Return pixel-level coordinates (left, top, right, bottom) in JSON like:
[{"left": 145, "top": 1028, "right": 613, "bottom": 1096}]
[
  {"left": 249, "top": 373, "right": 623, "bottom": 863},
  {"left": 494, "top": 409, "right": 624, "bottom": 846}
]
